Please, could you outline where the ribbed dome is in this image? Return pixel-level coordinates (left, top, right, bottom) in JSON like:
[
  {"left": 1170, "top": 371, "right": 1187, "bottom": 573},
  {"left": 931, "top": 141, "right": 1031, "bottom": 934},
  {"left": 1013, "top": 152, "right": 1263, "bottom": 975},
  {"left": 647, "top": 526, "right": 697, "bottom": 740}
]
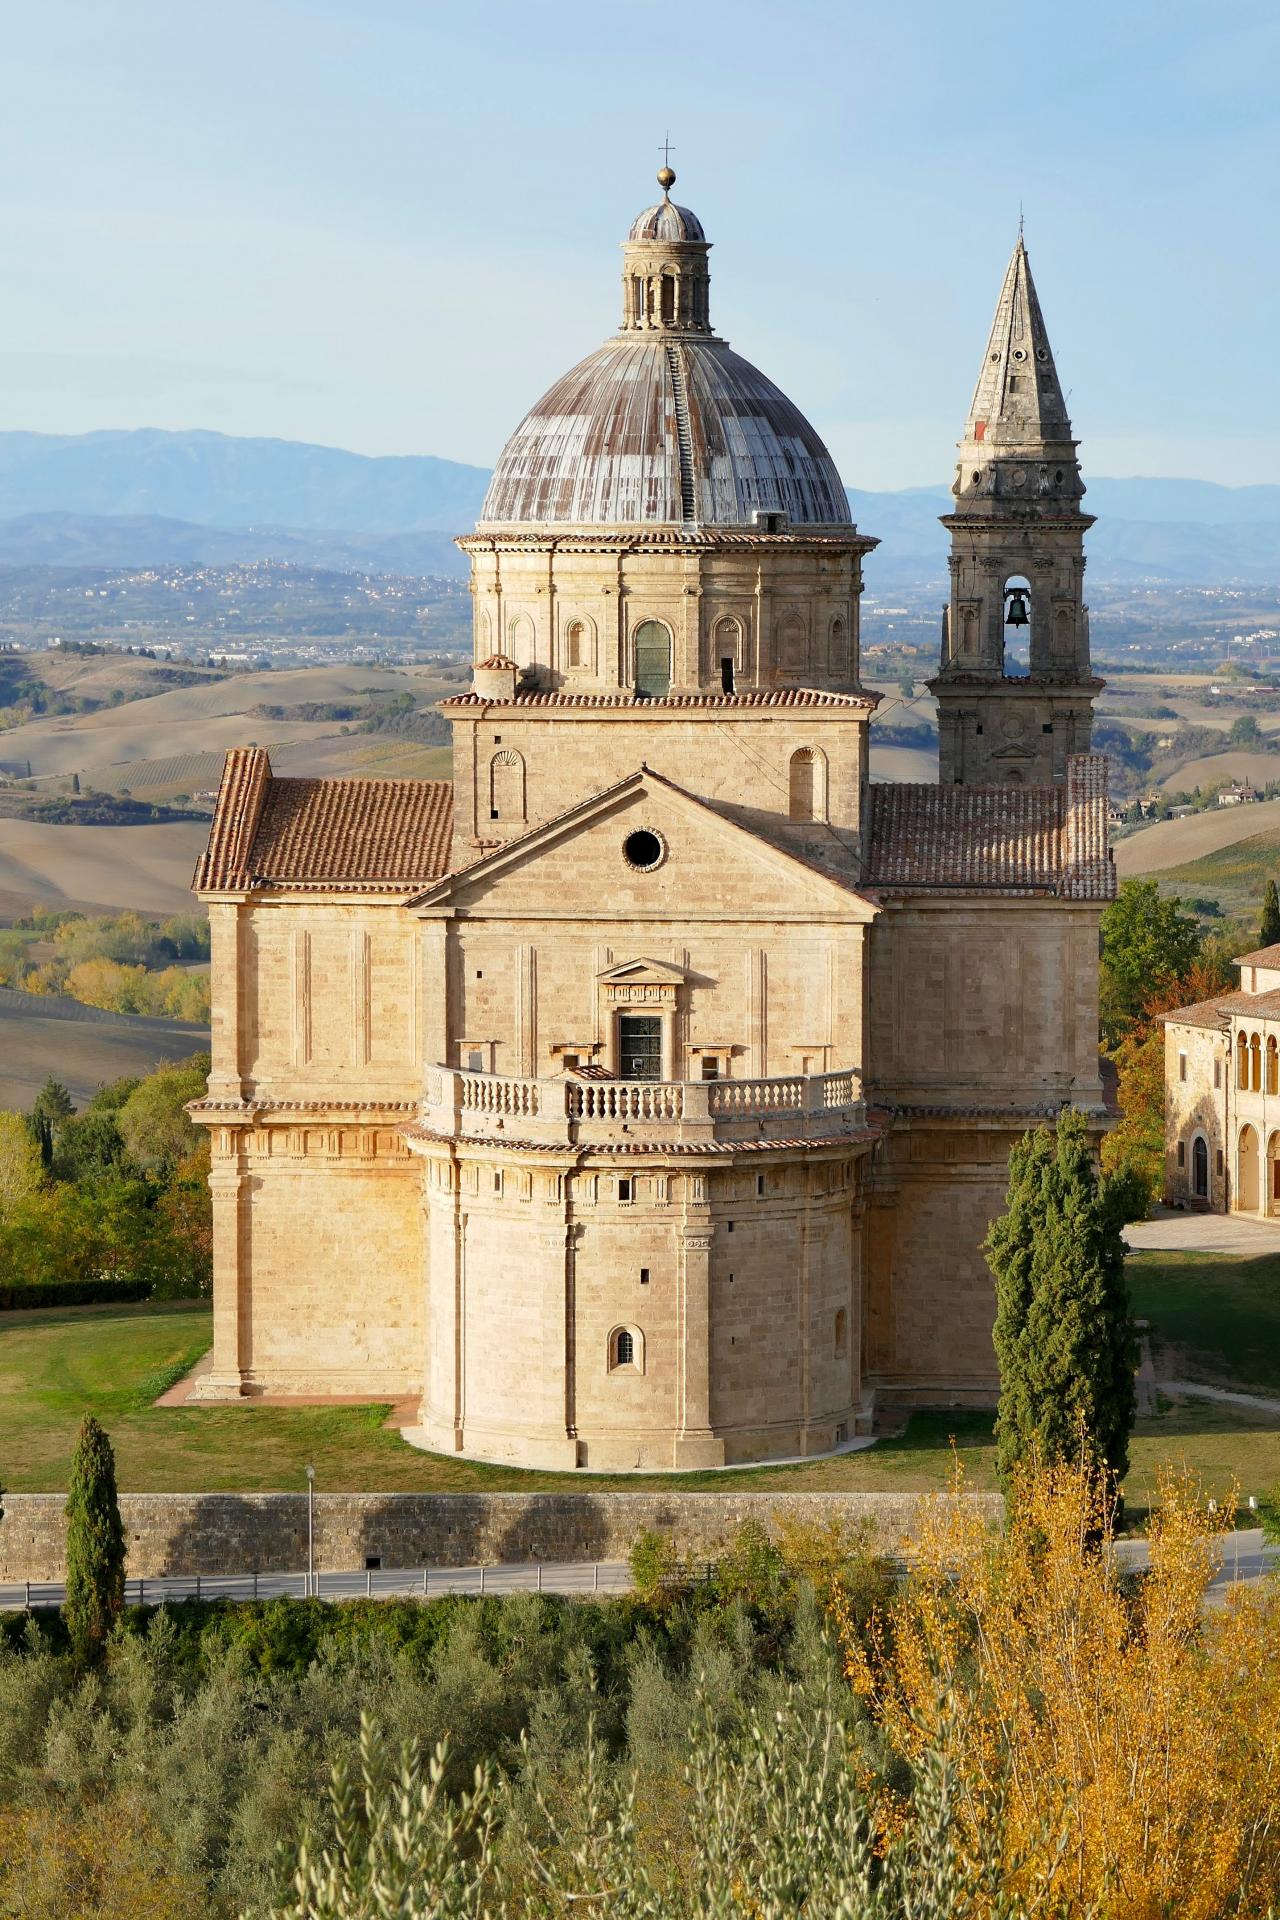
[
  {"left": 628, "top": 199, "right": 706, "bottom": 243},
  {"left": 480, "top": 335, "right": 851, "bottom": 528}
]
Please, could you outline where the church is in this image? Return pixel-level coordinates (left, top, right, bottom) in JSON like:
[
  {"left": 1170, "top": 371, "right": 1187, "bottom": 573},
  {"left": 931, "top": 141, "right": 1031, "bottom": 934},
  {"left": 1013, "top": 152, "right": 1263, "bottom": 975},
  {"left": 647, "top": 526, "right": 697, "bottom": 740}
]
[{"left": 190, "top": 172, "right": 1113, "bottom": 1470}]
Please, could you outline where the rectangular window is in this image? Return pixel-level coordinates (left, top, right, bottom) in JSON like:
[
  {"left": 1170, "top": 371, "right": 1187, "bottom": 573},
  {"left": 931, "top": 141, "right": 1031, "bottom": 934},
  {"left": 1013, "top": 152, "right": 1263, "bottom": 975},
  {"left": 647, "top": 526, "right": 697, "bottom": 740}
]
[
  {"left": 1177, "top": 1142, "right": 1185, "bottom": 1168},
  {"left": 619, "top": 1013, "right": 662, "bottom": 1080},
  {"left": 467, "top": 1049, "right": 483, "bottom": 1072},
  {"left": 618, "top": 1178, "right": 632, "bottom": 1203},
  {"left": 1179, "top": 1051, "right": 1188, "bottom": 1082},
  {"left": 562, "top": 1053, "right": 580, "bottom": 1071},
  {"left": 1217, "top": 1149, "right": 1225, "bottom": 1176},
  {"left": 1214, "top": 1059, "right": 1222, "bottom": 1089},
  {"left": 640, "top": 1267, "right": 650, "bottom": 1285},
  {"left": 720, "top": 656, "right": 735, "bottom": 693},
  {"left": 700, "top": 1055, "right": 720, "bottom": 1080},
  {"left": 756, "top": 1174, "right": 765, "bottom": 1196}
]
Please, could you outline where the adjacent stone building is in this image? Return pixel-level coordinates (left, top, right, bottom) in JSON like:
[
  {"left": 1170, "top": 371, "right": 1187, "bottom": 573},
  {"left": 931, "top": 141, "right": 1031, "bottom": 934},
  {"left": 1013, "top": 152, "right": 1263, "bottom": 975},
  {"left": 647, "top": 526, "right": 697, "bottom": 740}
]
[
  {"left": 1163, "top": 943, "right": 1280, "bottom": 1217},
  {"left": 191, "top": 174, "right": 1114, "bottom": 1469}
]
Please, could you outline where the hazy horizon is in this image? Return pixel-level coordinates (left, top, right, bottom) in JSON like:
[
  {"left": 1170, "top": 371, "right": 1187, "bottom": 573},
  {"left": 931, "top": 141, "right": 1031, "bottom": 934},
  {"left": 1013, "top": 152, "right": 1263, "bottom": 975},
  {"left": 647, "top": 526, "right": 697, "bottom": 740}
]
[{"left": 7, "top": 2, "right": 1280, "bottom": 490}]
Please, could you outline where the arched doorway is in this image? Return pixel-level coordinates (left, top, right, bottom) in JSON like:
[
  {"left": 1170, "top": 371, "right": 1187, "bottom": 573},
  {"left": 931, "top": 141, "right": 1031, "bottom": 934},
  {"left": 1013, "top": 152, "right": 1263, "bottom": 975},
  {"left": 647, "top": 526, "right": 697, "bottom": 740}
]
[
  {"left": 1193, "top": 1135, "right": 1209, "bottom": 1201},
  {"left": 1238, "top": 1123, "right": 1260, "bottom": 1213},
  {"left": 1268, "top": 1132, "right": 1280, "bottom": 1217}
]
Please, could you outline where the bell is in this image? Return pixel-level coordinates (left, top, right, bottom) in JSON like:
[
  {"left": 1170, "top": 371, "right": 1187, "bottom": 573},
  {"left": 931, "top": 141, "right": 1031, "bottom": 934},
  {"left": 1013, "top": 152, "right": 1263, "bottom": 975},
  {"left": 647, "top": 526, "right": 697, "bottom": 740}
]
[{"left": 1004, "top": 587, "right": 1030, "bottom": 628}]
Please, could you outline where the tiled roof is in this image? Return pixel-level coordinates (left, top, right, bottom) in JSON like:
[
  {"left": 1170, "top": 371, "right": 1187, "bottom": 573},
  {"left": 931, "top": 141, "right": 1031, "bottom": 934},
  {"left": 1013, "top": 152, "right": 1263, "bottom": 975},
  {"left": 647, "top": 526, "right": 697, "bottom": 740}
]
[
  {"left": 194, "top": 748, "right": 453, "bottom": 892},
  {"left": 1235, "top": 943, "right": 1280, "bottom": 968},
  {"left": 863, "top": 756, "right": 1114, "bottom": 899},
  {"left": 1162, "top": 987, "right": 1280, "bottom": 1029},
  {"left": 442, "top": 687, "right": 877, "bottom": 711}
]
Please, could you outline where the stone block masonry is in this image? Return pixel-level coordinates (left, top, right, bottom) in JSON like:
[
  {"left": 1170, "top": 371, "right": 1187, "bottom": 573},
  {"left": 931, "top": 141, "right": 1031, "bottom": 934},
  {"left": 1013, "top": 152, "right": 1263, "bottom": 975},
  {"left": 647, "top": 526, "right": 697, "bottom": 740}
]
[{"left": 0, "top": 1490, "right": 1005, "bottom": 1583}]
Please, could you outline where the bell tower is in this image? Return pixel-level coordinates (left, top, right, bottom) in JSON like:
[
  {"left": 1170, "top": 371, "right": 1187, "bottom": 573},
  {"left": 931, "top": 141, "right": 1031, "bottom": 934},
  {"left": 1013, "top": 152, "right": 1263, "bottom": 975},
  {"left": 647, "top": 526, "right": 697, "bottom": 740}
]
[{"left": 930, "top": 234, "right": 1101, "bottom": 786}]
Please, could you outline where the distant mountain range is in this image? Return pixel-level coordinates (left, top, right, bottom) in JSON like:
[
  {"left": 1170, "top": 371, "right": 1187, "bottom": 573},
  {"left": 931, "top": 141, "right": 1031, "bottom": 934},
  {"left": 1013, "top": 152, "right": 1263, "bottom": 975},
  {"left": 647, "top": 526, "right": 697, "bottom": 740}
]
[{"left": 0, "top": 429, "right": 1277, "bottom": 585}]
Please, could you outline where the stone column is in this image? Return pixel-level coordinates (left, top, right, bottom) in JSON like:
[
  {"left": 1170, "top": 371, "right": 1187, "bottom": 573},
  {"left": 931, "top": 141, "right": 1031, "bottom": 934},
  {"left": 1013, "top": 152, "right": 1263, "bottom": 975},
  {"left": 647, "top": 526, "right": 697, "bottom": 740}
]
[
  {"left": 673, "top": 1218, "right": 725, "bottom": 1468},
  {"left": 201, "top": 1140, "right": 246, "bottom": 1396},
  {"left": 421, "top": 1149, "right": 464, "bottom": 1452}
]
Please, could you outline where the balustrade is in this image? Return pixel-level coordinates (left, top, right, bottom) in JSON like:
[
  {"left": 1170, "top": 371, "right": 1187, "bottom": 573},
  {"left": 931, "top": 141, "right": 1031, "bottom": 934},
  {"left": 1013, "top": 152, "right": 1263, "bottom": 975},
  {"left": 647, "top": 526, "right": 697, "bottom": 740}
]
[{"left": 425, "top": 1065, "right": 862, "bottom": 1141}]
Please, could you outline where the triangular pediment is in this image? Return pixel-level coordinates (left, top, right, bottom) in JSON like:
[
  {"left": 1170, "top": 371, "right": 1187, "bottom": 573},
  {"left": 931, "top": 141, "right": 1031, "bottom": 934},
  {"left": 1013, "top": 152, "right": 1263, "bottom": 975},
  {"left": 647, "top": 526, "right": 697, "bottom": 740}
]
[
  {"left": 408, "top": 767, "right": 876, "bottom": 923},
  {"left": 597, "top": 957, "right": 688, "bottom": 986}
]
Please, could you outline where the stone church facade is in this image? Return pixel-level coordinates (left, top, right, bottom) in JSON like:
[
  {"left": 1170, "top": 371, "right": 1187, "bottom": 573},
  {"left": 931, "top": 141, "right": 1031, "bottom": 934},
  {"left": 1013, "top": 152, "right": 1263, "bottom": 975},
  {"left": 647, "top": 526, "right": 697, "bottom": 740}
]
[{"left": 190, "top": 176, "right": 1114, "bottom": 1470}]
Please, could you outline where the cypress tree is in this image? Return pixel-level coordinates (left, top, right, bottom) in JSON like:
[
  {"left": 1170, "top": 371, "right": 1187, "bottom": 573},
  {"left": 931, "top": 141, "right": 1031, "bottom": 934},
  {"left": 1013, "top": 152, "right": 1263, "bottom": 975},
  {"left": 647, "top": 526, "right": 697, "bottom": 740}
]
[
  {"left": 63, "top": 1415, "right": 125, "bottom": 1659},
  {"left": 1261, "top": 879, "right": 1280, "bottom": 948},
  {"left": 987, "top": 1107, "right": 1136, "bottom": 1497}
]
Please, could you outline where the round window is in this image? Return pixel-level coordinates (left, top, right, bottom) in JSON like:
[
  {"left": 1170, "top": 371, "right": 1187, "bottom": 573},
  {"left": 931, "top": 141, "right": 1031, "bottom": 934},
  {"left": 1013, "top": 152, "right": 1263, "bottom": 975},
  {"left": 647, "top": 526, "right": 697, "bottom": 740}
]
[{"left": 623, "top": 829, "right": 665, "bottom": 871}]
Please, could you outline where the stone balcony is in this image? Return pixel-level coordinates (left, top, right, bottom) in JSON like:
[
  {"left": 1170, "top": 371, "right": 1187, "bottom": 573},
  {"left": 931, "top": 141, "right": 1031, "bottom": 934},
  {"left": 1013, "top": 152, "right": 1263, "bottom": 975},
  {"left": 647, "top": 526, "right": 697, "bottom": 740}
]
[{"left": 421, "top": 1065, "right": 867, "bottom": 1150}]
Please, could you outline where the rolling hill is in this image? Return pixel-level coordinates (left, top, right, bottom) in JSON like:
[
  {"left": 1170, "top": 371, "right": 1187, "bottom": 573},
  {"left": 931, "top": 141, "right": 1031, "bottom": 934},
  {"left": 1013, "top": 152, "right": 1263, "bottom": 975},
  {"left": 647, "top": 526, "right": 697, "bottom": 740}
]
[{"left": 0, "top": 432, "right": 1276, "bottom": 584}]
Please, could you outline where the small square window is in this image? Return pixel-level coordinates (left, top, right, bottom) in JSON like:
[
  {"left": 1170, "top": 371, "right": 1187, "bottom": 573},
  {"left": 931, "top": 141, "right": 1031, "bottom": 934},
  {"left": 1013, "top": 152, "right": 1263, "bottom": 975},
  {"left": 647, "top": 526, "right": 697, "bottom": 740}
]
[
  {"left": 467, "top": 1050, "right": 483, "bottom": 1071},
  {"left": 1042, "top": 722, "right": 1054, "bottom": 734},
  {"left": 364, "top": 1554, "right": 381, "bottom": 1571},
  {"left": 563, "top": 1053, "right": 580, "bottom": 1071},
  {"left": 701, "top": 1056, "right": 720, "bottom": 1080}
]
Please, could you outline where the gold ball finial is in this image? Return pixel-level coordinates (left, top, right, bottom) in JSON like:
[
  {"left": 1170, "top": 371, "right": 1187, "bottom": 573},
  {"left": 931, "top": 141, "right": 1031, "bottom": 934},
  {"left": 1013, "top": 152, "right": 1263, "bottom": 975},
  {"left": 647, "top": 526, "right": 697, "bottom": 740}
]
[{"left": 657, "top": 164, "right": 676, "bottom": 195}]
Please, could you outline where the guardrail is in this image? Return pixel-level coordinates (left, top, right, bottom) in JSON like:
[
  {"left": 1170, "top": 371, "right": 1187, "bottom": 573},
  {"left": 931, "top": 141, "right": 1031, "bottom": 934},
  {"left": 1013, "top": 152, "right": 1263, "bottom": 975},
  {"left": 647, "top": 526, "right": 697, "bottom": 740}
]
[
  {"left": 423, "top": 1066, "right": 865, "bottom": 1142},
  {"left": 0, "top": 1560, "right": 634, "bottom": 1611}
]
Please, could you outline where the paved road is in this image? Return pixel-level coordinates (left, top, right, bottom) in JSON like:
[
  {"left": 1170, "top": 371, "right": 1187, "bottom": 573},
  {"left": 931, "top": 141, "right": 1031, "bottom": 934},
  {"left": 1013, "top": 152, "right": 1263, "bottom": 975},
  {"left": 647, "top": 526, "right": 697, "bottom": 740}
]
[
  {"left": 1125, "top": 1208, "right": 1280, "bottom": 1255},
  {"left": 1113, "top": 1528, "right": 1278, "bottom": 1604},
  {"left": 0, "top": 1560, "right": 634, "bottom": 1612}
]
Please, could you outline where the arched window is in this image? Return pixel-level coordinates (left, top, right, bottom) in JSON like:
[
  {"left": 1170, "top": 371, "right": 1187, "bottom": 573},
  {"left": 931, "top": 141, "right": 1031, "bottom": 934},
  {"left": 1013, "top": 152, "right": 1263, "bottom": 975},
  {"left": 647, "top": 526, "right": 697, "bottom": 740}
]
[
  {"left": 777, "top": 611, "right": 808, "bottom": 672},
  {"left": 1239, "top": 1032, "right": 1250, "bottom": 1090},
  {"left": 1053, "top": 605, "right": 1074, "bottom": 657},
  {"left": 1252, "top": 1032, "right": 1263, "bottom": 1091},
  {"left": 828, "top": 617, "right": 847, "bottom": 672},
  {"left": 633, "top": 620, "right": 672, "bottom": 697},
  {"left": 1192, "top": 1135, "right": 1209, "bottom": 1199},
  {"left": 564, "top": 618, "right": 592, "bottom": 672},
  {"left": 507, "top": 612, "right": 535, "bottom": 667},
  {"left": 788, "top": 747, "right": 827, "bottom": 822},
  {"left": 1269, "top": 1037, "right": 1278, "bottom": 1095},
  {"left": 608, "top": 1325, "right": 643, "bottom": 1372},
  {"left": 489, "top": 748, "right": 525, "bottom": 823},
  {"left": 713, "top": 616, "right": 742, "bottom": 693},
  {"left": 476, "top": 607, "right": 492, "bottom": 655}
]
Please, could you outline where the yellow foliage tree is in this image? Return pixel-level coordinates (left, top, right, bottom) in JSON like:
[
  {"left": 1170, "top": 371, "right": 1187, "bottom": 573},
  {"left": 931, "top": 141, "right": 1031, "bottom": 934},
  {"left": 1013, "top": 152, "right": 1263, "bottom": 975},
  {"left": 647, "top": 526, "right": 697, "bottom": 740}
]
[{"left": 837, "top": 1460, "right": 1280, "bottom": 1918}]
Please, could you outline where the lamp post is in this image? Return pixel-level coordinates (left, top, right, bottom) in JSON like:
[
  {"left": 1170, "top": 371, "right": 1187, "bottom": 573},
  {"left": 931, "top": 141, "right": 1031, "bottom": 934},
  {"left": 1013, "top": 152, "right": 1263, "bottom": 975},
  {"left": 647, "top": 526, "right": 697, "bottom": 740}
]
[{"left": 305, "top": 1464, "right": 315, "bottom": 1598}]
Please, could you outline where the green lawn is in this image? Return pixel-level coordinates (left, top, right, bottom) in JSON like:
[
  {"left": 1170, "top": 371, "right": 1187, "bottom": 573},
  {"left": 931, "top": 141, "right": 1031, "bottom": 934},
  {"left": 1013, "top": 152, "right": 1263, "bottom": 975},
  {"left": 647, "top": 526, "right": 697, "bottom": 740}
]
[
  {"left": 3, "top": 1268, "right": 1280, "bottom": 1512},
  {"left": 1128, "top": 1247, "right": 1280, "bottom": 1393}
]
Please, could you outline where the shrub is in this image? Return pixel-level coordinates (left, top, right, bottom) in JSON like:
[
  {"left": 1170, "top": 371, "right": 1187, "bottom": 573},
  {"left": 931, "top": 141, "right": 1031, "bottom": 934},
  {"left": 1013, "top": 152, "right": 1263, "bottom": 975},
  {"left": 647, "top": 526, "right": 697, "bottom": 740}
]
[{"left": 64, "top": 1414, "right": 126, "bottom": 1660}]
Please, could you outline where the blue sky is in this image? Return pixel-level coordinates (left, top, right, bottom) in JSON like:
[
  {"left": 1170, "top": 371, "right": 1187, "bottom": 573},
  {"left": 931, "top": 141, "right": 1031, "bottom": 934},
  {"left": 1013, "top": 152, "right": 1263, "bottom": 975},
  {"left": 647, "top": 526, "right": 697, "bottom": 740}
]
[{"left": 5, "top": 0, "right": 1278, "bottom": 488}]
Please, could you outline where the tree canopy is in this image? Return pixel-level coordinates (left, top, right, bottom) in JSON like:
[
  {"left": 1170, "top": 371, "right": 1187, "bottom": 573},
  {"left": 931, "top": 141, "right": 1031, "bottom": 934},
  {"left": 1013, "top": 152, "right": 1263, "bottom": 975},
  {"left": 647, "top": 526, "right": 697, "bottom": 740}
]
[{"left": 1100, "top": 878, "right": 1203, "bottom": 1042}]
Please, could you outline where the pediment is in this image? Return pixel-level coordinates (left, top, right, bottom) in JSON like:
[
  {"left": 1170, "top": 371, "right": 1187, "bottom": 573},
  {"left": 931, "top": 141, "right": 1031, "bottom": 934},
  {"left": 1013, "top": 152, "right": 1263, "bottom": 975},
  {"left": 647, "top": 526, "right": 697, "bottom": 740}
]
[
  {"left": 408, "top": 767, "right": 876, "bottom": 923},
  {"left": 596, "top": 957, "right": 688, "bottom": 986}
]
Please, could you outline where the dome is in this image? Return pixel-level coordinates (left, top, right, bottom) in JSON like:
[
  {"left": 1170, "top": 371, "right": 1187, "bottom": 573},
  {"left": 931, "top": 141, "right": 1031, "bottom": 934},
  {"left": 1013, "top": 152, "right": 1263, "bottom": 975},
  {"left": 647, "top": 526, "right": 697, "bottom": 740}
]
[
  {"left": 480, "top": 335, "right": 851, "bottom": 528},
  {"left": 628, "top": 199, "right": 706, "bottom": 244}
]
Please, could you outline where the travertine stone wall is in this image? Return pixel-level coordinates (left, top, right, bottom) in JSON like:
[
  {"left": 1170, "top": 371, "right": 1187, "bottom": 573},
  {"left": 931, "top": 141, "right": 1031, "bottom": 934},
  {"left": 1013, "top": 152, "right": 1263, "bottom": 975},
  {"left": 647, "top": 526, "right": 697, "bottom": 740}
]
[
  {"left": 417, "top": 1141, "right": 869, "bottom": 1471},
  {"left": 0, "top": 1489, "right": 1004, "bottom": 1582},
  {"left": 866, "top": 896, "right": 1106, "bottom": 1110},
  {"left": 865, "top": 1121, "right": 1030, "bottom": 1398},
  {"left": 1163, "top": 1022, "right": 1229, "bottom": 1210},
  {"left": 237, "top": 901, "right": 425, "bottom": 1101},
  {"left": 448, "top": 707, "right": 870, "bottom": 875},
  {"left": 462, "top": 540, "right": 866, "bottom": 697}
]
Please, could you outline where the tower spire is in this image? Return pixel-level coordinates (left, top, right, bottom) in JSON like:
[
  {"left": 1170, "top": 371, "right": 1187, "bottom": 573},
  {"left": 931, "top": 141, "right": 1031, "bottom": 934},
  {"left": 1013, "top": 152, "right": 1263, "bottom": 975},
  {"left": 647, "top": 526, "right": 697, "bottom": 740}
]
[{"left": 929, "top": 235, "right": 1100, "bottom": 788}]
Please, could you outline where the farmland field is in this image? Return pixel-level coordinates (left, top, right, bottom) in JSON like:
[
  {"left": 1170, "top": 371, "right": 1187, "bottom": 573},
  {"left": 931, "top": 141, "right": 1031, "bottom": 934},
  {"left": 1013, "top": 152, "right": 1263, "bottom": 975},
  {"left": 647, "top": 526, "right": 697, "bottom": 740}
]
[
  {"left": 1113, "top": 798, "right": 1280, "bottom": 876},
  {"left": 0, "top": 818, "right": 210, "bottom": 917},
  {"left": 0, "top": 986, "right": 208, "bottom": 1108}
]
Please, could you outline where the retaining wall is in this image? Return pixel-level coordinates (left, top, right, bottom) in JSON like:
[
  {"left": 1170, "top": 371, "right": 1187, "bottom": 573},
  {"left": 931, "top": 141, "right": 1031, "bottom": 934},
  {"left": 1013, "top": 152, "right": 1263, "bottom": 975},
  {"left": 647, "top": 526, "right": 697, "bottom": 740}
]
[{"left": 0, "top": 1489, "right": 1004, "bottom": 1582}]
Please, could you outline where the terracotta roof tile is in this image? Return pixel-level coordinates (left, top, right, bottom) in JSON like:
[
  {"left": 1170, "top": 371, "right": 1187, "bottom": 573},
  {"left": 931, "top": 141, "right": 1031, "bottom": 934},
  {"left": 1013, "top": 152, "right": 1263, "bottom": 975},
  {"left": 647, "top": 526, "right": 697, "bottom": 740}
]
[
  {"left": 441, "top": 687, "right": 877, "bottom": 711},
  {"left": 1162, "top": 987, "right": 1280, "bottom": 1028},
  {"left": 863, "top": 756, "right": 1114, "bottom": 898},
  {"left": 1235, "top": 943, "right": 1280, "bottom": 968},
  {"left": 195, "top": 748, "right": 453, "bottom": 892}
]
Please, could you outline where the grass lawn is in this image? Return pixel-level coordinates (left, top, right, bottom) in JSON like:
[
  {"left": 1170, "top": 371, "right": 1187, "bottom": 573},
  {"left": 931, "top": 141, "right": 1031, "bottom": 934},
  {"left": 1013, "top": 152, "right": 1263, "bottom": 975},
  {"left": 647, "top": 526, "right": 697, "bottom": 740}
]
[
  {"left": 4, "top": 1265, "right": 1280, "bottom": 1512},
  {"left": 1127, "top": 1247, "right": 1280, "bottom": 1394}
]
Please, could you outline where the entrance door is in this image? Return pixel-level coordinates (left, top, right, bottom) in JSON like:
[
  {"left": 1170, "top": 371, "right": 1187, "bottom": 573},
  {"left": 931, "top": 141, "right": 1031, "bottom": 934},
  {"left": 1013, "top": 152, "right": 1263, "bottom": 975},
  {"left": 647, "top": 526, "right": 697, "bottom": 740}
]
[
  {"left": 1193, "top": 1136, "right": 1208, "bottom": 1199},
  {"left": 618, "top": 1014, "right": 662, "bottom": 1081}
]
